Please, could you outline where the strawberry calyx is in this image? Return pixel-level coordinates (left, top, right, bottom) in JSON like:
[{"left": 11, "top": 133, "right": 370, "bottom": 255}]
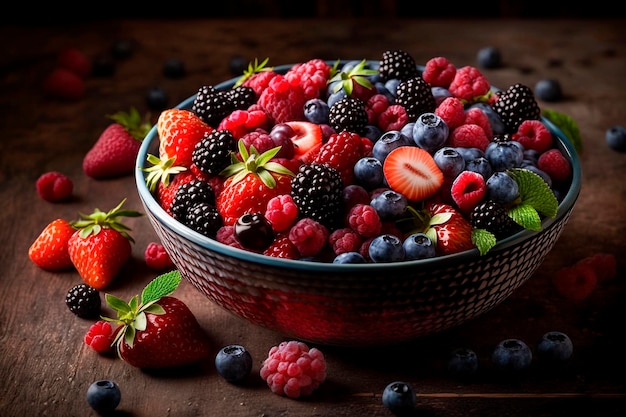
[
  {"left": 142, "top": 153, "right": 188, "bottom": 192},
  {"left": 328, "top": 59, "right": 378, "bottom": 96},
  {"left": 101, "top": 271, "right": 182, "bottom": 353},
  {"left": 233, "top": 57, "right": 273, "bottom": 88},
  {"left": 107, "top": 107, "right": 152, "bottom": 141},
  {"left": 220, "top": 139, "right": 295, "bottom": 188},
  {"left": 71, "top": 198, "right": 143, "bottom": 243}
]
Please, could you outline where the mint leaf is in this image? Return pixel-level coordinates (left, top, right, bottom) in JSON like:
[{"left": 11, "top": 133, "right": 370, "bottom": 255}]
[
  {"left": 509, "top": 168, "right": 558, "bottom": 218},
  {"left": 472, "top": 228, "right": 496, "bottom": 256},
  {"left": 542, "top": 109, "right": 582, "bottom": 154},
  {"left": 508, "top": 203, "right": 542, "bottom": 231},
  {"left": 141, "top": 271, "right": 182, "bottom": 304}
]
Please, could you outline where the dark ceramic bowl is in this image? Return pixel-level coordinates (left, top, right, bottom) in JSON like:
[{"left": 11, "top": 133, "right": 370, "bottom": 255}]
[{"left": 135, "top": 62, "right": 581, "bottom": 346}]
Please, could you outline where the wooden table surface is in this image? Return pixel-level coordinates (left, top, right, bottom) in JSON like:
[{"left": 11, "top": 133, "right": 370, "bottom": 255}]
[{"left": 1, "top": 18, "right": 625, "bottom": 417}]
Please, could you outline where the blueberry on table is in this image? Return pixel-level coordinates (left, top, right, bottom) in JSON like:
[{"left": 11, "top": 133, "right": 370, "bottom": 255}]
[
  {"left": 382, "top": 381, "right": 416, "bottom": 415},
  {"left": 146, "top": 86, "right": 169, "bottom": 111},
  {"left": 477, "top": 46, "right": 503, "bottom": 69},
  {"left": 606, "top": 125, "right": 626, "bottom": 152},
  {"left": 215, "top": 345, "right": 253, "bottom": 384},
  {"left": 536, "top": 331, "right": 574, "bottom": 364},
  {"left": 86, "top": 380, "right": 121, "bottom": 414},
  {"left": 447, "top": 347, "right": 479, "bottom": 379},
  {"left": 535, "top": 79, "right": 563, "bottom": 102},
  {"left": 492, "top": 338, "right": 533, "bottom": 373},
  {"left": 162, "top": 58, "right": 186, "bottom": 79}
]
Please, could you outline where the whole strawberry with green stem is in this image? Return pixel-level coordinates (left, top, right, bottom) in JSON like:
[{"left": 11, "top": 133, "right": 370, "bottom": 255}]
[
  {"left": 83, "top": 108, "right": 152, "bottom": 179},
  {"left": 68, "top": 199, "right": 142, "bottom": 290},
  {"left": 102, "top": 271, "right": 211, "bottom": 369}
]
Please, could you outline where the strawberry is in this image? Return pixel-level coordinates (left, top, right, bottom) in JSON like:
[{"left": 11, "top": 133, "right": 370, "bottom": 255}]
[
  {"left": 425, "top": 203, "right": 475, "bottom": 255},
  {"left": 216, "top": 140, "right": 294, "bottom": 226},
  {"left": 42, "top": 67, "right": 85, "bottom": 101},
  {"left": 382, "top": 146, "right": 445, "bottom": 202},
  {"left": 157, "top": 108, "right": 213, "bottom": 168},
  {"left": 102, "top": 271, "right": 211, "bottom": 369},
  {"left": 68, "top": 199, "right": 142, "bottom": 290},
  {"left": 83, "top": 108, "right": 152, "bottom": 179},
  {"left": 28, "top": 218, "right": 75, "bottom": 270},
  {"left": 283, "top": 121, "right": 323, "bottom": 163}
]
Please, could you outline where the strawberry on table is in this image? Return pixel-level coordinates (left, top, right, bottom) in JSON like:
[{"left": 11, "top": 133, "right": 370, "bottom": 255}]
[
  {"left": 68, "top": 199, "right": 142, "bottom": 290},
  {"left": 158, "top": 108, "right": 213, "bottom": 168},
  {"left": 28, "top": 218, "right": 75, "bottom": 271},
  {"left": 83, "top": 108, "right": 152, "bottom": 179}
]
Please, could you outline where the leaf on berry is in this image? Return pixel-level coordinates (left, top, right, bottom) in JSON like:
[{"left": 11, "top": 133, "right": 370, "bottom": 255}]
[
  {"left": 541, "top": 109, "right": 582, "bottom": 154},
  {"left": 471, "top": 228, "right": 496, "bottom": 256},
  {"left": 508, "top": 203, "right": 542, "bottom": 231},
  {"left": 141, "top": 271, "right": 182, "bottom": 305},
  {"left": 509, "top": 168, "right": 558, "bottom": 218}
]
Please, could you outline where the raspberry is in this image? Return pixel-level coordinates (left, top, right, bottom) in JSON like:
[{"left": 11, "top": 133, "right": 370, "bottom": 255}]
[
  {"left": 56, "top": 47, "right": 92, "bottom": 78},
  {"left": 447, "top": 124, "right": 490, "bottom": 151},
  {"left": 265, "top": 194, "right": 299, "bottom": 233},
  {"left": 288, "top": 218, "right": 329, "bottom": 257},
  {"left": 328, "top": 227, "right": 363, "bottom": 256},
  {"left": 422, "top": 56, "right": 457, "bottom": 88},
  {"left": 346, "top": 203, "right": 382, "bottom": 238},
  {"left": 552, "top": 264, "right": 598, "bottom": 301},
  {"left": 36, "top": 171, "right": 73, "bottom": 202},
  {"left": 513, "top": 119, "right": 553, "bottom": 153},
  {"left": 448, "top": 66, "right": 491, "bottom": 102},
  {"left": 144, "top": 242, "right": 175, "bottom": 271},
  {"left": 451, "top": 170, "right": 487, "bottom": 213},
  {"left": 464, "top": 107, "right": 493, "bottom": 138},
  {"left": 42, "top": 67, "right": 85, "bottom": 101},
  {"left": 576, "top": 252, "right": 617, "bottom": 282},
  {"left": 217, "top": 109, "right": 269, "bottom": 139},
  {"left": 258, "top": 74, "right": 308, "bottom": 124},
  {"left": 435, "top": 97, "right": 466, "bottom": 130},
  {"left": 259, "top": 340, "right": 327, "bottom": 398},
  {"left": 240, "top": 129, "right": 274, "bottom": 154},
  {"left": 313, "top": 131, "right": 371, "bottom": 186},
  {"left": 377, "top": 104, "right": 409, "bottom": 132},
  {"left": 263, "top": 233, "right": 300, "bottom": 259},
  {"left": 537, "top": 148, "right": 572, "bottom": 184},
  {"left": 365, "top": 93, "right": 390, "bottom": 126},
  {"left": 84, "top": 320, "right": 116, "bottom": 354},
  {"left": 215, "top": 225, "right": 244, "bottom": 249},
  {"left": 284, "top": 59, "right": 331, "bottom": 100}
]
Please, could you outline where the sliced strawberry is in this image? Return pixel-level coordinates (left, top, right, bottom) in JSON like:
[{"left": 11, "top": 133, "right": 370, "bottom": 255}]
[
  {"left": 284, "top": 121, "right": 323, "bottom": 163},
  {"left": 382, "top": 146, "right": 444, "bottom": 201}
]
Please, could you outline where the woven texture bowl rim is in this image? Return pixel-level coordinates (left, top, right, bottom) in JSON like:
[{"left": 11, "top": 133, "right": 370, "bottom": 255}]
[{"left": 135, "top": 62, "right": 582, "bottom": 274}]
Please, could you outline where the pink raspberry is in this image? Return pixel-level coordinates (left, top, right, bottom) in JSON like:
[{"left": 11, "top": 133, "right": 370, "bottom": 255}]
[
  {"left": 537, "top": 148, "right": 572, "bottom": 184},
  {"left": 216, "top": 225, "right": 244, "bottom": 249},
  {"left": 260, "top": 340, "right": 327, "bottom": 398},
  {"left": 258, "top": 74, "right": 308, "bottom": 124},
  {"left": 84, "top": 320, "right": 117, "bottom": 354},
  {"left": 328, "top": 227, "right": 363, "bottom": 256},
  {"left": 144, "top": 242, "right": 175, "bottom": 271},
  {"left": 365, "top": 93, "right": 390, "bottom": 125},
  {"left": 450, "top": 170, "right": 487, "bottom": 213},
  {"left": 285, "top": 58, "right": 331, "bottom": 100},
  {"left": 464, "top": 107, "right": 493, "bottom": 138},
  {"left": 435, "top": 97, "right": 466, "bottom": 130},
  {"left": 377, "top": 104, "right": 409, "bottom": 132},
  {"left": 448, "top": 66, "right": 491, "bottom": 102},
  {"left": 240, "top": 129, "right": 274, "bottom": 154},
  {"left": 346, "top": 204, "right": 382, "bottom": 238},
  {"left": 288, "top": 218, "right": 329, "bottom": 257},
  {"left": 36, "top": 171, "right": 73, "bottom": 202},
  {"left": 422, "top": 56, "right": 457, "bottom": 88},
  {"left": 447, "top": 124, "right": 490, "bottom": 151},
  {"left": 513, "top": 119, "right": 553, "bottom": 153},
  {"left": 575, "top": 252, "right": 617, "bottom": 282},
  {"left": 265, "top": 194, "right": 299, "bottom": 232},
  {"left": 263, "top": 233, "right": 300, "bottom": 259}
]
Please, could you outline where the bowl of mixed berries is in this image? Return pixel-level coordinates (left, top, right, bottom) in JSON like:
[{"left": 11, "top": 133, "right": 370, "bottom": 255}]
[{"left": 135, "top": 50, "right": 581, "bottom": 346}]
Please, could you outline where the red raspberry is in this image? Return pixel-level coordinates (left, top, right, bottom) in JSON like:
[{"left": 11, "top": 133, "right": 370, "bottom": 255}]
[
  {"left": 36, "top": 171, "right": 73, "bottom": 202},
  {"left": 144, "top": 242, "right": 175, "bottom": 271},
  {"left": 552, "top": 264, "right": 598, "bottom": 301},
  {"left": 313, "top": 131, "right": 371, "bottom": 185},
  {"left": 216, "top": 225, "right": 244, "bottom": 249},
  {"left": 265, "top": 194, "right": 299, "bottom": 233},
  {"left": 242, "top": 70, "right": 278, "bottom": 97},
  {"left": 328, "top": 228, "right": 363, "bottom": 256},
  {"left": 435, "top": 97, "right": 466, "bottom": 130},
  {"left": 258, "top": 74, "right": 308, "bottom": 124},
  {"left": 377, "top": 104, "right": 410, "bottom": 132},
  {"left": 346, "top": 204, "right": 382, "bottom": 238},
  {"left": 447, "top": 124, "right": 490, "bottom": 151},
  {"left": 450, "top": 170, "right": 487, "bottom": 213},
  {"left": 448, "top": 66, "right": 491, "bottom": 102},
  {"left": 43, "top": 67, "right": 85, "bottom": 101},
  {"left": 464, "top": 107, "right": 493, "bottom": 138},
  {"left": 240, "top": 129, "right": 274, "bottom": 154},
  {"left": 365, "top": 94, "right": 390, "bottom": 125},
  {"left": 259, "top": 340, "right": 327, "bottom": 398},
  {"left": 513, "top": 119, "right": 553, "bottom": 153},
  {"left": 358, "top": 237, "right": 374, "bottom": 262},
  {"left": 575, "top": 252, "right": 617, "bottom": 282},
  {"left": 288, "top": 218, "right": 329, "bottom": 258},
  {"left": 217, "top": 109, "right": 270, "bottom": 139},
  {"left": 56, "top": 47, "right": 92, "bottom": 78},
  {"left": 422, "top": 56, "right": 457, "bottom": 88},
  {"left": 263, "top": 233, "right": 300, "bottom": 259},
  {"left": 285, "top": 59, "right": 331, "bottom": 100},
  {"left": 537, "top": 148, "right": 572, "bottom": 184},
  {"left": 84, "top": 320, "right": 116, "bottom": 354}
]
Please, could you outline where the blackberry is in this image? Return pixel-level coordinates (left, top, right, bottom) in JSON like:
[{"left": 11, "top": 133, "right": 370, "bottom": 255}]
[
  {"left": 226, "top": 86, "right": 257, "bottom": 109},
  {"left": 470, "top": 200, "right": 522, "bottom": 239},
  {"left": 492, "top": 83, "right": 541, "bottom": 133},
  {"left": 395, "top": 76, "right": 436, "bottom": 120},
  {"left": 185, "top": 202, "right": 222, "bottom": 238},
  {"left": 171, "top": 179, "right": 216, "bottom": 223},
  {"left": 192, "top": 130, "right": 237, "bottom": 176},
  {"left": 291, "top": 163, "right": 344, "bottom": 231},
  {"left": 378, "top": 49, "right": 420, "bottom": 82},
  {"left": 191, "top": 86, "right": 233, "bottom": 127},
  {"left": 65, "top": 283, "right": 101, "bottom": 318},
  {"left": 328, "top": 96, "right": 368, "bottom": 135}
]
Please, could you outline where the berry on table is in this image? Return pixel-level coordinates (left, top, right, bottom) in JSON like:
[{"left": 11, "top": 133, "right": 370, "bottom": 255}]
[
  {"left": 144, "top": 242, "right": 175, "bottom": 271},
  {"left": 84, "top": 320, "right": 117, "bottom": 354},
  {"left": 536, "top": 331, "right": 574, "bottom": 364},
  {"left": 162, "top": 57, "right": 186, "bottom": 79},
  {"left": 36, "top": 171, "right": 73, "bottom": 202},
  {"left": 552, "top": 263, "right": 598, "bottom": 301},
  {"left": 86, "top": 380, "right": 121, "bottom": 414},
  {"left": 534, "top": 78, "right": 563, "bottom": 102},
  {"left": 215, "top": 345, "right": 253, "bottom": 384},
  {"left": 491, "top": 338, "right": 533, "bottom": 373},
  {"left": 42, "top": 67, "right": 85, "bottom": 101},
  {"left": 146, "top": 86, "right": 169, "bottom": 110},
  {"left": 477, "top": 46, "right": 503, "bottom": 69},
  {"left": 447, "top": 347, "right": 479, "bottom": 379},
  {"left": 56, "top": 47, "right": 92, "bottom": 78},
  {"left": 605, "top": 125, "right": 626, "bottom": 152},
  {"left": 66, "top": 283, "right": 101, "bottom": 318},
  {"left": 382, "top": 381, "right": 416, "bottom": 415}
]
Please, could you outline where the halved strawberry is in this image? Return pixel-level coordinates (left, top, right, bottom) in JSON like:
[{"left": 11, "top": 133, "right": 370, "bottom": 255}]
[
  {"left": 284, "top": 121, "right": 323, "bottom": 163},
  {"left": 382, "top": 146, "right": 444, "bottom": 201}
]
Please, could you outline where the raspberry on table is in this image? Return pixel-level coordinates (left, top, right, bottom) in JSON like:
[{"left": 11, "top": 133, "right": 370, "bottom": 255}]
[
  {"left": 552, "top": 264, "right": 598, "bottom": 301},
  {"left": 575, "top": 252, "right": 617, "bottom": 282},
  {"left": 84, "top": 320, "right": 117, "bottom": 354},
  {"left": 36, "top": 171, "right": 73, "bottom": 202},
  {"left": 144, "top": 242, "right": 175, "bottom": 271}
]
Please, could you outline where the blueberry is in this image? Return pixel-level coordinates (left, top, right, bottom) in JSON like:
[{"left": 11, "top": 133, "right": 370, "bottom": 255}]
[
  {"left": 536, "top": 331, "right": 574, "bottom": 364},
  {"left": 327, "top": 89, "right": 346, "bottom": 108},
  {"left": 431, "top": 86, "right": 453, "bottom": 106},
  {"left": 333, "top": 251, "right": 367, "bottom": 264},
  {"left": 523, "top": 149, "right": 540, "bottom": 165},
  {"left": 447, "top": 347, "right": 479, "bottom": 378},
  {"left": 485, "top": 140, "right": 524, "bottom": 172},
  {"left": 384, "top": 78, "right": 401, "bottom": 98},
  {"left": 374, "top": 81, "right": 395, "bottom": 103},
  {"left": 162, "top": 57, "right": 186, "bottom": 79},
  {"left": 368, "top": 234, "right": 405, "bottom": 263},
  {"left": 86, "top": 380, "right": 121, "bottom": 414},
  {"left": 372, "top": 130, "right": 413, "bottom": 162},
  {"left": 467, "top": 102, "right": 506, "bottom": 136},
  {"left": 363, "top": 124, "right": 383, "bottom": 142},
  {"left": 477, "top": 46, "right": 503, "bottom": 69},
  {"left": 455, "top": 147, "right": 485, "bottom": 162},
  {"left": 521, "top": 164, "right": 552, "bottom": 188},
  {"left": 304, "top": 98, "right": 330, "bottom": 124},
  {"left": 491, "top": 338, "right": 533, "bottom": 372},
  {"left": 486, "top": 171, "right": 520, "bottom": 205},
  {"left": 370, "top": 189, "right": 408, "bottom": 220},
  {"left": 354, "top": 157, "right": 385, "bottom": 190},
  {"left": 146, "top": 86, "right": 169, "bottom": 111},
  {"left": 433, "top": 147, "right": 465, "bottom": 180},
  {"left": 412, "top": 112, "right": 449, "bottom": 153},
  {"left": 382, "top": 381, "right": 416, "bottom": 415},
  {"left": 215, "top": 345, "right": 253, "bottom": 384},
  {"left": 606, "top": 125, "right": 626, "bottom": 152},
  {"left": 534, "top": 79, "right": 563, "bottom": 102},
  {"left": 400, "top": 122, "right": 415, "bottom": 142},
  {"left": 402, "top": 233, "right": 436, "bottom": 260},
  {"left": 466, "top": 157, "right": 493, "bottom": 180},
  {"left": 92, "top": 53, "right": 116, "bottom": 77}
]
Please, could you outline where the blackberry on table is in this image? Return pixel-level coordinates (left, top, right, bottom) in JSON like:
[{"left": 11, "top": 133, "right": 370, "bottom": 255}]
[
  {"left": 378, "top": 49, "right": 420, "bottom": 82},
  {"left": 65, "top": 283, "right": 101, "bottom": 318},
  {"left": 492, "top": 83, "right": 541, "bottom": 133},
  {"left": 291, "top": 163, "right": 344, "bottom": 231},
  {"left": 395, "top": 76, "right": 436, "bottom": 120},
  {"left": 470, "top": 200, "right": 522, "bottom": 239},
  {"left": 192, "top": 130, "right": 237, "bottom": 176},
  {"left": 171, "top": 179, "right": 216, "bottom": 223},
  {"left": 328, "top": 96, "right": 368, "bottom": 136}
]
